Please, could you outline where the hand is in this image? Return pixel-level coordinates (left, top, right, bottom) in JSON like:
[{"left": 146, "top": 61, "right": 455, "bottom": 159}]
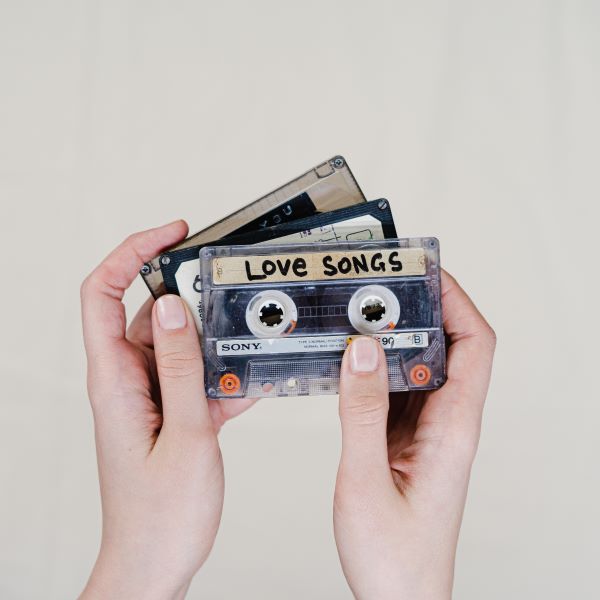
[
  {"left": 333, "top": 271, "right": 496, "bottom": 600},
  {"left": 79, "top": 221, "right": 256, "bottom": 600}
]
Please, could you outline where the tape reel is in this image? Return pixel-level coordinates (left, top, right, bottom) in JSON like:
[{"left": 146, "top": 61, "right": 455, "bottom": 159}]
[
  {"left": 246, "top": 290, "right": 298, "bottom": 338},
  {"left": 246, "top": 284, "right": 400, "bottom": 338},
  {"left": 348, "top": 284, "right": 400, "bottom": 334}
]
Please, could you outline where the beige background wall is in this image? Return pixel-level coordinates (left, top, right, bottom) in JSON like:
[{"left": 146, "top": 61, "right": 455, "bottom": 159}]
[{"left": 1, "top": 1, "right": 598, "bottom": 598}]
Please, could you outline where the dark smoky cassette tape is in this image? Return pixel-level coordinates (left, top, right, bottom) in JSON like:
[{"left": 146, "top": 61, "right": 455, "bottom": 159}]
[
  {"left": 200, "top": 238, "right": 446, "bottom": 398},
  {"left": 140, "top": 155, "right": 365, "bottom": 298}
]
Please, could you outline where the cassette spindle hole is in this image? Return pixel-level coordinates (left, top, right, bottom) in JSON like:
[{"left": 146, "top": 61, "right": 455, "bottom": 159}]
[
  {"left": 246, "top": 290, "right": 298, "bottom": 338},
  {"left": 259, "top": 300, "right": 284, "bottom": 328},
  {"left": 348, "top": 285, "right": 400, "bottom": 334},
  {"left": 360, "top": 296, "right": 386, "bottom": 323}
]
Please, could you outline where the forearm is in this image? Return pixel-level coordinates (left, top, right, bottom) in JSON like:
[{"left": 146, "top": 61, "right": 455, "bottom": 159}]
[{"left": 80, "top": 551, "right": 192, "bottom": 600}]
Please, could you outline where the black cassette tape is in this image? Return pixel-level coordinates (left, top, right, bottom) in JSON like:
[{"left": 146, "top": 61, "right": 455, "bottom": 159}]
[
  {"left": 160, "top": 199, "right": 396, "bottom": 332},
  {"left": 200, "top": 239, "right": 446, "bottom": 398}
]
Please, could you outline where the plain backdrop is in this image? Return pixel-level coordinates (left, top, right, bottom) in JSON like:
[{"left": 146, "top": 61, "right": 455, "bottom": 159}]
[{"left": 1, "top": 1, "right": 598, "bottom": 598}]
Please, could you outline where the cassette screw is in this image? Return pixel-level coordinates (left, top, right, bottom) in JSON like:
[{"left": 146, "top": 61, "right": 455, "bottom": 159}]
[
  {"left": 160, "top": 255, "right": 171, "bottom": 266},
  {"left": 377, "top": 200, "right": 388, "bottom": 211},
  {"left": 333, "top": 157, "right": 345, "bottom": 169},
  {"left": 140, "top": 263, "right": 151, "bottom": 275}
]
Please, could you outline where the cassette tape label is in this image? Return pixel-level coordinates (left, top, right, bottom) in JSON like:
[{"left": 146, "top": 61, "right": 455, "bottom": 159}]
[
  {"left": 216, "top": 332, "right": 430, "bottom": 356},
  {"left": 212, "top": 248, "right": 427, "bottom": 285}
]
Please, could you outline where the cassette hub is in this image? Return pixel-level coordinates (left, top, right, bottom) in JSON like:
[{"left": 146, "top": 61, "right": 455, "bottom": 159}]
[
  {"left": 258, "top": 301, "right": 284, "bottom": 327},
  {"left": 361, "top": 297, "right": 386, "bottom": 322},
  {"left": 348, "top": 284, "right": 400, "bottom": 334},
  {"left": 246, "top": 290, "right": 298, "bottom": 338}
]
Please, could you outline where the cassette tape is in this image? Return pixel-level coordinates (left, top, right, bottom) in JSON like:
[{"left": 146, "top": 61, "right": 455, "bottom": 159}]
[
  {"left": 161, "top": 199, "right": 396, "bottom": 332},
  {"left": 140, "top": 155, "right": 365, "bottom": 297},
  {"left": 200, "top": 238, "right": 446, "bottom": 398}
]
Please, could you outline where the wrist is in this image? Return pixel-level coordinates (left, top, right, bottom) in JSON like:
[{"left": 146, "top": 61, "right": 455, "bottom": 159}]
[
  {"left": 344, "top": 560, "right": 453, "bottom": 600},
  {"left": 80, "top": 548, "right": 193, "bottom": 600}
]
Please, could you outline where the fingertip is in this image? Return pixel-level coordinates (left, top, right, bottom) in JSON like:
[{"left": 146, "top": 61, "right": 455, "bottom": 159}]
[
  {"left": 154, "top": 295, "right": 188, "bottom": 330},
  {"left": 166, "top": 218, "right": 189, "bottom": 237},
  {"left": 148, "top": 219, "right": 189, "bottom": 247},
  {"left": 343, "top": 336, "right": 384, "bottom": 375}
]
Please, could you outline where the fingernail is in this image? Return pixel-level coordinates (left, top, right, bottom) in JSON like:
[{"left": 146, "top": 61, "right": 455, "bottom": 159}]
[
  {"left": 156, "top": 295, "right": 187, "bottom": 330},
  {"left": 349, "top": 337, "right": 379, "bottom": 373}
]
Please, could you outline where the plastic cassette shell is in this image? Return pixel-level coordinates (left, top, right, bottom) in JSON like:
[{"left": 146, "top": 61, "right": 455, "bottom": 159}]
[
  {"left": 160, "top": 199, "right": 397, "bottom": 294},
  {"left": 200, "top": 238, "right": 446, "bottom": 398},
  {"left": 158, "top": 199, "right": 397, "bottom": 335},
  {"left": 139, "top": 155, "right": 366, "bottom": 298}
]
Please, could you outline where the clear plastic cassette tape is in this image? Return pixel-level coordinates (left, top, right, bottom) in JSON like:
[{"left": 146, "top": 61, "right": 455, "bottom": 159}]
[{"left": 200, "top": 239, "right": 446, "bottom": 398}]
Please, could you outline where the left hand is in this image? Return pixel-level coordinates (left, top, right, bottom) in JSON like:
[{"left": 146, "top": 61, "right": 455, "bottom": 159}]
[
  {"left": 79, "top": 221, "right": 256, "bottom": 600},
  {"left": 333, "top": 271, "right": 495, "bottom": 599}
]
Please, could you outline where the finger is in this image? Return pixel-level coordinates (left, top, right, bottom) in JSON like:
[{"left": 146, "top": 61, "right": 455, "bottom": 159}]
[
  {"left": 208, "top": 397, "right": 259, "bottom": 433},
  {"left": 127, "top": 296, "right": 155, "bottom": 348},
  {"left": 152, "top": 295, "right": 211, "bottom": 438},
  {"left": 338, "top": 336, "right": 392, "bottom": 479},
  {"left": 439, "top": 270, "right": 496, "bottom": 402},
  {"left": 409, "top": 271, "right": 496, "bottom": 462},
  {"left": 81, "top": 220, "right": 189, "bottom": 357},
  {"left": 441, "top": 270, "right": 496, "bottom": 349}
]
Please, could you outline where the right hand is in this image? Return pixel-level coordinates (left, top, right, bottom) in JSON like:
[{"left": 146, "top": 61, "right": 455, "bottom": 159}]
[
  {"left": 334, "top": 272, "right": 496, "bottom": 600},
  {"left": 79, "top": 222, "right": 256, "bottom": 600}
]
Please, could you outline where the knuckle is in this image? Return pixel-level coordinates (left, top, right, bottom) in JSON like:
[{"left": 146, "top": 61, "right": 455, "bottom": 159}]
[
  {"left": 480, "top": 323, "right": 497, "bottom": 352},
  {"left": 157, "top": 349, "right": 202, "bottom": 379},
  {"left": 341, "top": 391, "right": 387, "bottom": 425},
  {"left": 123, "top": 231, "right": 142, "bottom": 246},
  {"left": 80, "top": 274, "right": 95, "bottom": 300}
]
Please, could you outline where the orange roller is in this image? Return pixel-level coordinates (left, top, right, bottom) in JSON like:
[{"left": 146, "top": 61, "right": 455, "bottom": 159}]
[
  {"left": 219, "top": 373, "right": 241, "bottom": 395},
  {"left": 409, "top": 364, "right": 431, "bottom": 386}
]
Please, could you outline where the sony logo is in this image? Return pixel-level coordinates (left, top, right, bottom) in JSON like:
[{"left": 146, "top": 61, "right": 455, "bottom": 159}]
[{"left": 220, "top": 342, "right": 263, "bottom": 352}]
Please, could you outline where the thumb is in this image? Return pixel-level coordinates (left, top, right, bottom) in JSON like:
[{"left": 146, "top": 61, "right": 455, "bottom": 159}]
[
  {"left": 152, "top": 295, "right": 212, "bottom": 437},
  {"left": 338, "top": 336, "right": 391, "bottom": 477}
]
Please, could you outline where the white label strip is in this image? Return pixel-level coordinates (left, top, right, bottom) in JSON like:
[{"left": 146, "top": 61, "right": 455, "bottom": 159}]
[
  {"left": 176, "top": 215, "right": 387, "bottom": 333},
  {"left": 216, "top": 332, "right": 430, "bottom": 356},
  {"left": 212, "top": 247, "right": 426, "bottom": 286}
]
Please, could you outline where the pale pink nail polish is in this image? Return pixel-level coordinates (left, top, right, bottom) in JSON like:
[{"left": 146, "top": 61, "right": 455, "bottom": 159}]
[
  {"left": 156, "top": 295, "right": 187, "bottom": 330},
  {"left": 349, "top": 337, "right": 379, "bottom": 373}
]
